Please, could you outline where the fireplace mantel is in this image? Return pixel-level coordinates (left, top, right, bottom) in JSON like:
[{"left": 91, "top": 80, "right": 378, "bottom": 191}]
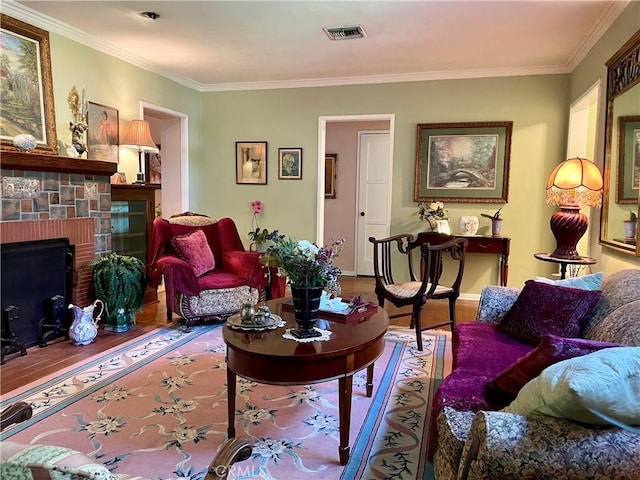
[{"left": 1, "top": 150, "right": 118, "bottom": 175}]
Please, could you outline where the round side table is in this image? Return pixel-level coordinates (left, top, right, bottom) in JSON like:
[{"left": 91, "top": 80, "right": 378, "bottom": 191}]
[{"left": 533, "top": 253, "right": 597, "bottom": 279}]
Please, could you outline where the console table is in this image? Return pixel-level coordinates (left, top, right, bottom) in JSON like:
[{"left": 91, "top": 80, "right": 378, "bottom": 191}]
[
  {"left": 454, "top": 235, "right": 510, "bottom": 286},
  {"left": 533, "top": 253, "right": 597, "bottom": 280}
]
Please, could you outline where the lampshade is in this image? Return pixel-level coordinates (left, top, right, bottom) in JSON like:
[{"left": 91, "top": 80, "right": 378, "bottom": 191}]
[
  {"left": 544, "top": 157, "right": 603, "bottom": 260},
  {"left": 545, "top": 157, "right": 603, "bottom": 208},
  {"left": 121, "top": 120, "right": 159, "bottom": 153},
  {"left": 121, "top": 120, "right": 158, "bottom": 183}
]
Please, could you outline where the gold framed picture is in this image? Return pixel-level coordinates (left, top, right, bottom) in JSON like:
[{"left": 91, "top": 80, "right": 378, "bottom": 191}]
[{"left": 325, "top": 154, "right": 337, "bottom": 199}]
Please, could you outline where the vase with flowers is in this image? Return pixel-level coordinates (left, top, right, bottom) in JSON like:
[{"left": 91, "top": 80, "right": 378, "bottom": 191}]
[
  {"left": 248, "top": 200, "right": 279, "bottom": 252},
  {"left": 260, "top": 235, "right": 344, "bottom": 338},
  {"left": 418, "top": 201, "right": 449, "bottom": 232}
]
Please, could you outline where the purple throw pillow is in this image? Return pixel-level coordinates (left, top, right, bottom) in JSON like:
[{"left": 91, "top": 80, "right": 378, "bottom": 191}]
[
  {"left": 489, "top": 334, "right": 620, "bottom": 397},
  {"left": 495, "top": 280, "right": 602, "bottom": 346},
  {"left": 171, "top": 229, "right": 216, "bottom": 277}
]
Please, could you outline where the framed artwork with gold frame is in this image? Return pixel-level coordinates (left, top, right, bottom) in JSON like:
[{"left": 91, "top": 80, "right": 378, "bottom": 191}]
[
  {"left": 414, "top": 121, "right": 512, "bottom": 203},
  {"left": 0, "top": 14, "right": 57, "bottom": 154},
  {"left": 325, "top": 154, "right": 337, "bottom": 199}
]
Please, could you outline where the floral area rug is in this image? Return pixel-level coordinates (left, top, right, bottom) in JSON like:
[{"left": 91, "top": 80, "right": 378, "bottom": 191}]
[{"left": 1, "top": 324, "right": 451, "bottom": 480}]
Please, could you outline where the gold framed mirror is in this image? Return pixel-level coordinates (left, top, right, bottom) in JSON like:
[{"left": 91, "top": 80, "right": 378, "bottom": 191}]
[{"left": 600, "top": 30, "right": 640, "bottom": 256}]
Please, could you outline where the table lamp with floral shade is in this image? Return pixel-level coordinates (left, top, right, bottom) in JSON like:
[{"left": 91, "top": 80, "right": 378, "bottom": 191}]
[{"left": 545, "top": 157, "right": 603, "bottom": 259}]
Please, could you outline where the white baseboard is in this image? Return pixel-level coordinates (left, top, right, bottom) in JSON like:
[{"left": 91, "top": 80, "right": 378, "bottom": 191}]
[{"left": 459, "top": 293, "right": 481, "bottom": 302}]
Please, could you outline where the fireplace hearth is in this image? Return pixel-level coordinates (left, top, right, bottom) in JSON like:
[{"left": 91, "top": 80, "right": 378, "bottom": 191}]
[
  {"left": 1, "top": 238, "right": 73, "bottom": 362},
  {"left": 1, "top": 150, "right": 117, "bottom": 361}
]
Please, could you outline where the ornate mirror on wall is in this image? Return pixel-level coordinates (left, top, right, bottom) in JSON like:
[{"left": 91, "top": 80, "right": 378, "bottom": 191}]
[{"left": 600, "top": 30, "right": 640, "bottom": 256}]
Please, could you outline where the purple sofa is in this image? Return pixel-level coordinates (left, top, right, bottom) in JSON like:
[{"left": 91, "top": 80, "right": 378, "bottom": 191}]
[{"left": 431, "top": 269, "right": 640, "bottom": 480}]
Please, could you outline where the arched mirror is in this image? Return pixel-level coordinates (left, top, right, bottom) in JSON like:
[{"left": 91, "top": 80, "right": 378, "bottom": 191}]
[{"left": 600, "top": 30, "right": 640, "bottom": 256}]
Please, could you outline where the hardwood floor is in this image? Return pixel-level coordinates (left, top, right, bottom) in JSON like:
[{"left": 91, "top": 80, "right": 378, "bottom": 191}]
[{"left": 0, "top": 276, "right": 479, "bottom": 396}]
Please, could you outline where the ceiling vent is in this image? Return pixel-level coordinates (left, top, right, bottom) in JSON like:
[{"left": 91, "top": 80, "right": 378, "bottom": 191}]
[{"left": 323, "top": 25, "right": 367, "bottom": 40}]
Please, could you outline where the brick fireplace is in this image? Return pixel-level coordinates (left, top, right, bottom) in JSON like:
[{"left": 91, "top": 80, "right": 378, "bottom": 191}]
[{"left": 1, "top": 151, "right": 117, "bottom": 307}]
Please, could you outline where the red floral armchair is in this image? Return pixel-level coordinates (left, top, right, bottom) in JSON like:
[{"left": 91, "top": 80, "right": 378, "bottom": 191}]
[{"left": 149, "top": 213, "right": 285, "bottom": 328}]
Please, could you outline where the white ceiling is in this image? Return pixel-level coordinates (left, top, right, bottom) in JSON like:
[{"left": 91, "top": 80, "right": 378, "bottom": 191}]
[{"left": 5, "top": 1, "right": 630, "bottom": 92}]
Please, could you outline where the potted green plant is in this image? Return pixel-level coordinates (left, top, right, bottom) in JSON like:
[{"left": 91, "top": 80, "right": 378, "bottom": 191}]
[
  {"left": 85, "top": 252, "right": 146, "bottom": 332},
  {"left": 247, "top": 227, "right": 272, "bottom": 252},
  {"left": 481, "top": 207, "right": 504, "bottom": 237},
  {"left": 623, "top": 211, "right": 637, "bottom": 240},
  {"left": 248, "top": 228, "right": 281, "bottom": 253}
]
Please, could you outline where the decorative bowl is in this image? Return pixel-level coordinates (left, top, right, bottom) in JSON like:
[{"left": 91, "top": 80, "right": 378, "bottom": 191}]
[{"left": 12, "top": 133, "right": 37, "bottom": 152}]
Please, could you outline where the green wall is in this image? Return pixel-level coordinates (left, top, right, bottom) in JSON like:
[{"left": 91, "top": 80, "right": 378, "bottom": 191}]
[
  {"left": 199, "top": 76, "right": 571, "bottom": 293},
  {"left": 26, "top": 2, "right": 639, "bottom": 295},
  {"left": 48, "top": 34, "right": 203, "bottom": 181}
]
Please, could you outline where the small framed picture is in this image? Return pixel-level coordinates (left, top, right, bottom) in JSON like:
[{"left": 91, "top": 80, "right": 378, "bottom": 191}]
[
  {"left": 236, "top": 141, "right": 267, "bottom": 184},
  {"left": 146, "top": 144, "right": 162, "bottom": 184},
  {"left": 110, "top": 172, "right": 127, "bottom": 184},
  {"left": 325, "top": 154, "right": 337, "bottom": 199},
  {"left": 278, "top": 148, "right": 302, "bottom": 179},
  {"left": 87, "top": 102, "right": 119, "bottom": 162}
]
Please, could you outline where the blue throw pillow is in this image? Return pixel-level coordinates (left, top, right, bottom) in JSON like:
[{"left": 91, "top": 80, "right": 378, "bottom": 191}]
[{"left": 534, "top": 271, "right": 603, "bottom": 291}]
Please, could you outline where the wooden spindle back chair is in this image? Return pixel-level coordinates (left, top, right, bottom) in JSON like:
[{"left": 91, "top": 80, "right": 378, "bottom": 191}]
[{"left": 369, "top": 232, "right": 467, "bottom": 350}]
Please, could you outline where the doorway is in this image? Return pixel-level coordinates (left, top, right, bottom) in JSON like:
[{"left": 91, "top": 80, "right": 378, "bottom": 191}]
[
  {"left": 140, "top": 102, "right": 189, "bottom": 217},
  {"left": 317, "top": 114, "right": 395, "bottom": 276},
  {"left": 566, "top": 81, "right": 600, "bottom": 258}
]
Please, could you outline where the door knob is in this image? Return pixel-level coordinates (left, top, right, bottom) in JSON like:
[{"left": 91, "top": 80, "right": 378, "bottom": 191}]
[{"left": 360, "top": 212, "right": 365, "bottom": 217}]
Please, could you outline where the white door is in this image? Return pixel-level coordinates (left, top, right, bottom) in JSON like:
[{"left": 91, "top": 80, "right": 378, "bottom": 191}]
[{"left": 356, "top": 131, "right": 391, "bottom": 275}]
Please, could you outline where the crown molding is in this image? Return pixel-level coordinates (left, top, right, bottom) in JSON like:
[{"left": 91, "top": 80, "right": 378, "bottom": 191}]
[
  {"left": 200, "top": 65, "right": 571, "bottom": 92},
  {"left": 2, "top": 1, "right": 204, "bottom": 91},
  {"left": 2, "top": 0, "right": 630, "bottom": 94},
  {"left": 566, "top": 0, "right": 631, "bottom": 71}
]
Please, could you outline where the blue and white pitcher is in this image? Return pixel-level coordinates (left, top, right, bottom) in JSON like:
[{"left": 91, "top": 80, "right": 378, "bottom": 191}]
[{"left": 68, "top": 299, "right": 104, "bottom": 346}]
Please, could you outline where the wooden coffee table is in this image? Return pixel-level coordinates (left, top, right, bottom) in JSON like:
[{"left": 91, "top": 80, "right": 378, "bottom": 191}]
[{"left": 223, "top": 297, "right": 389, "bottom": 465}]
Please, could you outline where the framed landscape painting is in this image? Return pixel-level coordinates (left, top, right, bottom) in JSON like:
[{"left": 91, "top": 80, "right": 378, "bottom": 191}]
[
  {"left": 87, "top": 102, "right": 119, "bottom": 162},
  {"left": 414, "top": 121, "right": 512, "bottom": 203},
  {"left": 278, "top": 147, "right": 302, "bottom": 179},
  {"left": 0, "top": 14, "right": 58, "bottom": 154},
  {"left": 236, "top": 141, "right": 267, "bottom": 184},
  {"left": 616, "top": 116, "right": 640, "bottom": 204}
]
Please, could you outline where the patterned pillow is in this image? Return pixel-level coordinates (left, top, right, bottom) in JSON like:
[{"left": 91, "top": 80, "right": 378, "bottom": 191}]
[
  {"left": 489, "top": 334, "right": 621, "bottom": 397},
  {"left": 1, "top": 443, "right": 113, "bottom": 480},
  {"left": 502, "top": 347, "right": 640, "bottom": 426},
  {"left": 495, "top": 280, "right": 602, "bottom": 346},
  {"left": 171, "top": 229, "right": 216, "bottom": 277}
]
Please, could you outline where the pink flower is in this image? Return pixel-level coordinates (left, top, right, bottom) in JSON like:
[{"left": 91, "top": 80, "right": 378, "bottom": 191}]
[{"left": 251, "top": 200, "right": 263, "bottom": 214}]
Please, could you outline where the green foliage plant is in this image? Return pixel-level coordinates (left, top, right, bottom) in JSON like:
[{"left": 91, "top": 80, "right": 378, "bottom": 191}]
[
  {"left": 481, "top": 207, "right": 504, "bottom": 220},
  {"left": 86, "top": 253, "right": 146, "bottom": 325},
  {"left": 628, "top": 211, "right": 637, "bottom": 222},
  {"left": 248, "top": 228, "right": 280, "bottom": 244}
]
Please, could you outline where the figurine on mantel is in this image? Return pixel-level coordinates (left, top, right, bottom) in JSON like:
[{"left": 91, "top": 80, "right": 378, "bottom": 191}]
[{"left": 66, "top": 86, "right": 88, "bottom": 158}]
